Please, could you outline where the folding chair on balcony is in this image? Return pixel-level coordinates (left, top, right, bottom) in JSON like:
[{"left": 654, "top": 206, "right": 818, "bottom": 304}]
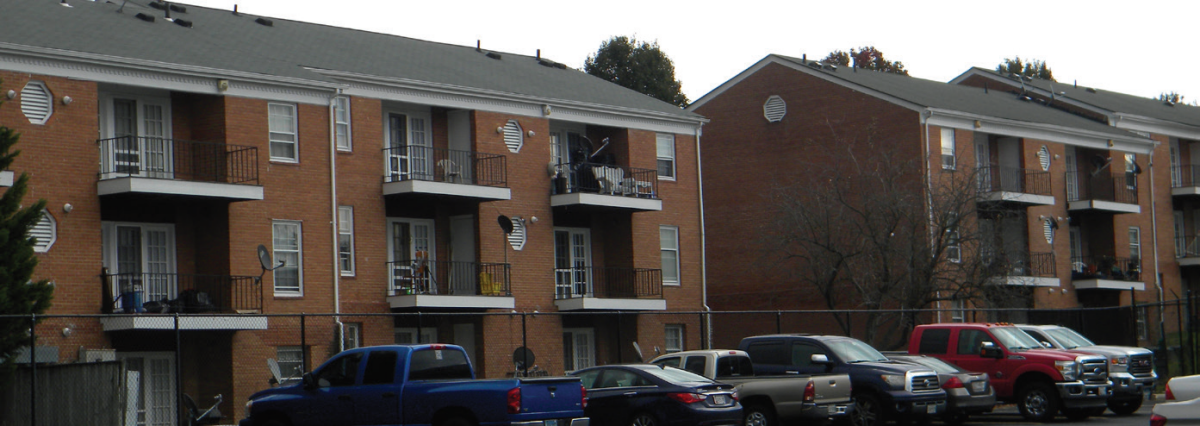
[{"left": 437, "top": 159, "right": 462, "bottom": 183}]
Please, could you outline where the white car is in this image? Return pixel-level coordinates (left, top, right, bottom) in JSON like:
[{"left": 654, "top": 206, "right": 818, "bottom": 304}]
[
  {"left": 1167, "top": 374, "right": 1200, "bottom": 402},
  {"left": 1151, "top": 395, "right": 1200, "bottom": 426}
]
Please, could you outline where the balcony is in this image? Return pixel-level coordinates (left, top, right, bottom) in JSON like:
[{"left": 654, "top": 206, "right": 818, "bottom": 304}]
[
  {"left": 382, "top": 146, "right": 510, "bottom": 201},
  {"left": 1176, "top": 236, "right": 1200, "bottom": 267},
  {"left": 553, "top": 266, "right": 665, "bottom": 311},
  {"left": 386, "top": 260, "right": 514, "bottom": 309},
  {"left": 987, "top": 251, "right": 1060, "bottom": 287},
  {"left": 976, "top": 166, "right": 1054, "bottom": 205},
  {"left": 1065, "top": 172, "right": 1139, "bottom": 213},
  {"left": 551, "top": 163, "right": 662, "bottom": 211},
  {"left": 96, "top": 137, "right": 263, "bottom": 201},
  {"left": 99, "top": 271, "right": 267, "bottom": 331},
  {"left": 1071, "top": 255, "right": 1145, "bottom": 291},
  {"left": 1170, "top": 165, "right": 1200, "bottom": 197}
]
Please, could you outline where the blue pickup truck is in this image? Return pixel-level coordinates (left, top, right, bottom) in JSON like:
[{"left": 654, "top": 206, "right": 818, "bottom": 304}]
[{"left": 240, "top": 344, "right": 590, "bottom": 426}]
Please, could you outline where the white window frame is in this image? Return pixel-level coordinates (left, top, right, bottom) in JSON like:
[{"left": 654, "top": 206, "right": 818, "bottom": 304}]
[
  {"left": 1125, "top": 153, "right": 1138, "bottom": 189},
  {"left": 269, "top": 102, "right": 298, "bottom": 162},
  {"left": 99, "top": 92, "right": 174, "bottom": 180},
  {"left": 272, "top": 220, "right": 303, "bottom": 296},
  {"left": 118, "top": 352, "right": 176, "bottom": 426},
  {"left": 335, "top": 96, "right": 352, "bottom": 151},
  {"left": 276, "top": 346, "right": 304, "bottom": 381},
  {"left": 950, "top": 299, "right": 966, "bottom": 322},
  {"left": 660, "top": 226, "right": 680, "bottom": 286},
  {"left": 563, "top": 328, "right": 595, "bottom": 371},
  {"left": 101, "top": 222, "right": 178, "bottom": 311},
  {"left": 1130, "top": 226, "right": 1141, "bottom": 260},
  {"left": 338, "top": 206, "right": 355, "bottom": 276},
  {"left": 665, "top": 325, "right": 684, "bottom": 353},
  {"left": 940, "top": 128, "right": 956, "bottom": 170},
  {"left": 387, "top": 217, "right": 436, "bottom": 295},
  {"left": 344, "top": 323, "right": 361, "bottom": 349},
  {"left": 384, "top": 110, "right": 433, "bottom": 181},
  {"left": 656, "top": 133, "right": 676, "bottom": 180},
  {"left": 554, "top": 227, "right": 592, "bottom": 298},
  {"left": 946, "top": 213, "right": 961, "bottom": 263},
  {"left": 394, "top": 327, "right": 437, "bottom": 344}
]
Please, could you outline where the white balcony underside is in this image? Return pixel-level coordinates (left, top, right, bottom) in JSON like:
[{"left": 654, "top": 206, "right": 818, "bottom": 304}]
[
  {"left": 101, "top": 315, "right": 268, "bottom": 331},
  {"left": 98, "top": 177, "right": 263, "bottom": 200},
  {"left": 979, "top": 191, "right": 1055, "bottom": 206},
  {"left": 1067, "top": 200, "right": 1140, "bottom": 213},
  {"left": 1179, "top": 257, "right": 1200, "bottom": 267},
  {"left": 383, "top": 180, "right": 510, "bottom": 200},
  {"left": 1173, "top": 186, "right": 1200, "bottom": 197},
  {"left": 554, "top": 297, "right": 667, "bottom": 311},
  {"left": 387, "top": 294, "right": 515, "bottom": 309},
  {"left": 550, "top": 193, "right": 662, "bottom": 211},
  {"left": 1073, "top": 279, "right": 1146, "bottom": 291},
  {"left": 991, "top": 276, "right": 1061, "bottom": 287}
]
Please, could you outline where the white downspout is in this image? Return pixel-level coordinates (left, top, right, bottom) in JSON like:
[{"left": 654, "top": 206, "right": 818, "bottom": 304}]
[
  {"left": 1147, "top": 146, "right": 1164, "bottom": 324},
  {"left": 329, "top": 91, "right": 344, "bottom": 352},
  {"left": 695, "top": 124, "right": 712, "bottom": 349},
  {"left": 921, "top": 110, "right": 940, "bottom": 323}
]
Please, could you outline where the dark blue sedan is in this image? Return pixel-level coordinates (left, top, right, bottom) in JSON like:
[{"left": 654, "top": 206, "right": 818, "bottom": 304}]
[{"left": 570, "top": 364, "right": 742, "bottom": 426}]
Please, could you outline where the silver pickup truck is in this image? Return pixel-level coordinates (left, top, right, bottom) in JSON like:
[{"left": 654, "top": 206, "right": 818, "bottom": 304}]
[{"left": 651, "top": 349, "right": 854, "bottom": 426}]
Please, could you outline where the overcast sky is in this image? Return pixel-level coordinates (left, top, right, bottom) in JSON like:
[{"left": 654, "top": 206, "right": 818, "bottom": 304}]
[{"left": 178, "top": 0, "right": 1199, "bottom": 105}]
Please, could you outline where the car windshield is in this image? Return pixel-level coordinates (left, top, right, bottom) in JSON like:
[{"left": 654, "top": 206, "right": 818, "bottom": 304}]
[
  {"left": 1045, "top": 327, "right": 1095, "bottom": 349},
  {"left": 828, "top": 339, "right": 889, "bottom": 363},
  {"left": 646, "top": 366, "right": 715, "bottom": 384},
  {"left": 899, "top": 356, "right": 962, "bottom": 374},
  {"left": 993, "top": 327, "right": 1042, "bottom": 351}
]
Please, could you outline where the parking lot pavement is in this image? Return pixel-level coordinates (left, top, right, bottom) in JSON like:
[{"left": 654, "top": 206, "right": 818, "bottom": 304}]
[{"left": 965, "top": 401, "right": 1155, "bottom": 426}]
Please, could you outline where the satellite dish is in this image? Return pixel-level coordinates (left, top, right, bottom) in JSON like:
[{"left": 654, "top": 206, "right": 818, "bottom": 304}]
[
  {"left": 512, "top": 347, "right": 535, "bottom": 369},
  {"left": 257, "top": 245, "right": 274, "bottom": 271},
  {"left": 266, "top": 358, "right": 283, "bottom": 385},
  {"left": 498, "top": 215, "right": 514, "bottom": 234}
]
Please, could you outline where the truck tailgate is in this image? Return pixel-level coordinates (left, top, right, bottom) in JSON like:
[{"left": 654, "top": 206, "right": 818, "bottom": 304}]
[
  {"left": 812, "top": 373, "right": 853, "bottom": 405},
  {"left": 516, "top": 377, "right": 586, "bottom": 417}
]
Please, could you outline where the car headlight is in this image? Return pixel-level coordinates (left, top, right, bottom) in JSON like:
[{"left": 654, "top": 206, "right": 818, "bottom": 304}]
[
  {"left": 1111, "top": 356, "right": 1128, "bottom": 365},
  {"left": 245, "top": 399, "right": 254, "bottom": 411},
  {"left": 881, "top": 374, "right": 906, "bottom": 389},
  {"left": 1055, "top": 361, "right": 1078, "bottom": 381}
]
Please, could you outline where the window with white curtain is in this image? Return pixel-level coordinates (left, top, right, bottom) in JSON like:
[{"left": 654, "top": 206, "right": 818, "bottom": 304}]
[
  {"left": 660, "top": 226, "right": 680, "bottom": 285},
  {"left": 940, "top": 128, "right": 956, "bottom": 170},
  {"left": 273, "top": 220, "right": 302, "bottom": 295},
  {"left": 269, "top": 103, "right": 298, "bottom": 161},
  {"left": 335, "top": 96, "right": 352, "bottom": 151},
  {"left": 657, "top": 133, "right": 675, "bottom": 179},
  {"left": 338, "top": 206, "right": 355, "bottom": 276},
  {"left": 665, "top": 325, "right": 684, "bottom": 353}
]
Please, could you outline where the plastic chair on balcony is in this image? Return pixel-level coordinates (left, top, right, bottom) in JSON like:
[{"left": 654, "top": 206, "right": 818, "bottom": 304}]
[
  {"left": 479, "top": 272, "right": 501, "bottom": 295},
  {"left": 437, "top": 159, "right": 462, "bottom": 183}
]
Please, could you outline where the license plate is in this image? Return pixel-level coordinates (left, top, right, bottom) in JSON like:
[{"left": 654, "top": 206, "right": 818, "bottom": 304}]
[
  {"left": 927, "top": 404, "right": 938, "bottom": 414},
  {"left": 971, "top": 381, "right": 986, "bottom": 393},
  {"left": 544, "top": 420, "right": 557, "bottom": 426},
  {"left": 713, "top": 395, "right": 729, "bottom": 405}
]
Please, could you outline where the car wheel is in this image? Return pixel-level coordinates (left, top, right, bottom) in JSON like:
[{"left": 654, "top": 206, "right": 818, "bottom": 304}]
[
  {"left": 630, "top": 412, "right": 657, "bottom": 426},
  {"left": 850, "top": 393, "right": 882, "bottom": 426},
  {"left": 1108, "top": 398, "right": 1143, "bottom": 416},
  {"left": 744, "top": 403, "right": 777, "bottom": 426},
  {"left": 1063, "top": 408, "right": 1090, "bottom": 421},
  {"left": 1016, "top": 382, "right": 1060, "bottom": 422}
]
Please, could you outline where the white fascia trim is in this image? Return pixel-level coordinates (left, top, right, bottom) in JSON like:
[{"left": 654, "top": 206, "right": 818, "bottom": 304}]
[
  {"left": 97, "top": 177, "right": 264, "bottom": 200},
  {"left": 553, "top": 297, "right": 667, "bottom": 311},
  {"left": 1111, "top": 114, "right": 1200, "bottom": 141},
  {"left": 382, "top": 180, "right": 511, "bottom": 200},
  {"left": 1177, "top": 257, "right": 1200, "bottom": 267},
  {"left": 1067, "top": 200, "right": 1141, "bottom": 214},
  {"left": 0, "top": 44, "right": 340, "bottom": 104},
  {"left": 1172, "top": 186, "right": 1200, "bottom": 197},
  {"left": 386, "top": 294, "right": 515, "bottom": 309},
  {"left": 309, "top": 68, "right": 706, "bottom": 135},
  {"left": 1073, "top": 279, "right": 1147, "bottom": 291},
  {"left": 550, "top": 193, "right": 663, "bottom": 211},
  {"left": 926, "top": 109, "right": 1156, "bottom": 155}
]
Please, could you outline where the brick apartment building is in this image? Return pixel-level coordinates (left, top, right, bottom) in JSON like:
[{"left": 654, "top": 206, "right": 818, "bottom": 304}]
[
  {"left": 690, "top": 55, "right": 1165, "bottom": 345},
  {"left": 953, "top": 67, "right": 1200, "bottom": 296},
  {"left": 0, "top": 0, "right": 705, "bottom": 422}
]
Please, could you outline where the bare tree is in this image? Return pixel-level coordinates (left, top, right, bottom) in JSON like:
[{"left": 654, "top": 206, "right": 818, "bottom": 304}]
[{"left": 763, "top": 121, "right": 1013, "bottom": 348}]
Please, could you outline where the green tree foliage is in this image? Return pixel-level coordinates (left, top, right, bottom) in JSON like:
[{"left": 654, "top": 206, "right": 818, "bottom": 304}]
[
  {"left": 996, "top": 56, "right": 1054, "bottom": 81},
  {"left": 584, "top": 36, "right": 689, "bottom": 107},
  {"left": 820, "top": 46, "right": 909, "bottom": 75},
  {"left": 1159, "top": 91, "right": 1185, "bottom": 104},
  {"left": 0, "top": 79, "right": 54, "bottom": 381}
]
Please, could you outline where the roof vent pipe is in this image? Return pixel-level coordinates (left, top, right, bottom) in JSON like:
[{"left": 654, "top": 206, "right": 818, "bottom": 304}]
[
  {"left": 476, "top": 40, "right": 481, "bottom": 52},
  {"left": 537, "top": 49, "right": 540, "bottom": 59},
  {"left": 233, "top": 4, "right": 238, "bottom": 15}
]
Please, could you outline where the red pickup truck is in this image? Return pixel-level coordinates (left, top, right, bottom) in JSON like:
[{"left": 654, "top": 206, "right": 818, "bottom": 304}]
[{"left": 909, "top": 323, "right": 1111, "bottom": 422}]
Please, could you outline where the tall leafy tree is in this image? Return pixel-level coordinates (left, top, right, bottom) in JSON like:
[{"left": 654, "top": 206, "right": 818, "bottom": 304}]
[
  {"left": 820, "top": 46, "right": 909, "bottom": 75},
  {"left": 1159, "top": 91, "right": 1185, "bottom": 104},
  {"left": 996, "top": 56, "right": 1054, "bottom": 81},
  {"left": 0, "top": 79, "right": 54, "bottom": 381},
  {"left": 584, "top": 36, "right": 689, "bottom": 107}
]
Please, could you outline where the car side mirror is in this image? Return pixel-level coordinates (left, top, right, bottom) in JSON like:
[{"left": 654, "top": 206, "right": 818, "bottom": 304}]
[
  {"left": 979, "top": 342, "right": 1003, "bottom": 359},
  {"left": 1040, "top": 341, "right": 1053, "bottom": 349},
  {"left": 811, "top": 354, "right": 830, "bottom": 364},
  {"left": 302, "top": 372, "right": 317, "bottom": 390}
]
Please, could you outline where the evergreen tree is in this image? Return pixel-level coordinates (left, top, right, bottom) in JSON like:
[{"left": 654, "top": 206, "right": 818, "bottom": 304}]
[
  {"left": 584, "top": 36, "right": 689, "bottom": 107},
  {"left": 0, "top": 79, "right": 54, "bottom": 381},
  {"left": 996, "top": 56, "right": 1055, "bottom": 81}
]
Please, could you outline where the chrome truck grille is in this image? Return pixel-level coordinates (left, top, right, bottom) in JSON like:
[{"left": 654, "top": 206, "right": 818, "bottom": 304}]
[{"left": 1079, "top": 357, "right": 1108, "bottom": 384}]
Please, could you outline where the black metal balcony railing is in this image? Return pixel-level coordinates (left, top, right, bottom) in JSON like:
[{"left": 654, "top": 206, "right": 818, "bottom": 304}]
[
  {"left": 1176, "top": 236, "right": 1200, "bottom": 258},
  {"left": 983, "top": 250, "right": 1056, "bottom": 277},
  {"left": 100, "top": 271, "right": 262, "bottom": 314},
  {"left": 553, "top": 266, "right": 663, "bottom": 300},
  {"left": 976, "top": 166, "right": 1051, "bottom": 196},
  {"left": 1170, "top": 165, "right": 1200, "bottom": 189},
  {"left": 551, "top": 162, "right": 659, "bottom": 199},
  {"left": 1065, "top": 172, "right": 1137, "bottom": 204},
  {"left": 382, "top": 145, "right": 507, "bottom": 187},
  {"left": 387, "top": 259, "right": 510, "bottom": 297},
  {"left": 1071, "top": 255, "right": 1141, "bottom": 282},
  {"left": 97, "top": 137, "right": 259, "bottom": 185}
]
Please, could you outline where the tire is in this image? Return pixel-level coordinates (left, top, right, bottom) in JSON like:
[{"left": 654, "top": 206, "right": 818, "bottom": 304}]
[
  {"left": 850, "top": 393, "right": 883, "bottom": 426},
  {"left": 1016, "top": 382, "right": 1060, "bottom": 422},
  {"left": 1108, "top": 398, "right": 1143, "bottom": 416},
  {"left": 1063, "top": 408, "right": 1090, "bottom": 421},
  {"left": 630, "top": 412, "right": 658, "bottom": 426},
  {"left": 744, "top": 403, "right": 777, "bottom": 426}
]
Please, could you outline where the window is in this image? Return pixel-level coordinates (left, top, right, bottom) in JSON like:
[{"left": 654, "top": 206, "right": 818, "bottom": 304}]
[
  {"left": 1137, "top": 307, "right": 1148, "bottom": 340},
  {"left": 1125, "top": 153, "right": 1138, "bottom": 189},
  {"left": 743, "top": 341, "right": 787, "bottom": 365},
  {"left": 386, "top": 112, "right": 431, "bottom": 181},
  {"left": 950, "top": 299, "right": 965, "bottom": 322},
  {"left": 563, "top": 328, "right": 595, "bottom": 372},
  {"left": 334, "top": 96, "right": 351, "bottom": 151},
  {"left": 555, "top": 228, "right": 591, "bottom": 298},
  {"left": 31, "top": 210, "right": 56, "bottom": 253},
  {"left": 940, "top": 128, "right": 956, "bottom": 170},
  {"left": 917, "top": 329, "right": 950, "bottom": 354},
  {"left": 1130, "top": 227, "right": 1141, "bottom": 260},
  {"left": 344, "top": 323, "right": 361, "bottom": 350},
  {"left": 656, "top": 133, "right": 675, "bottom": 179},
  {"left": 388, "top": 218, "right": 435, "bottom": 295},
  {"left": 946, "top": 213, "right": 961, "bottom": 263},
  {"left": 660, "top": 226, "right": 680, "bottom": 285},
  {"left": 394, "top": 327, "right": 437, "bottom": 344},
  {"left": 273, "top": 221, "right": 302, "bottom": 295},
  {"left": 338, "top": 206, "right": 355, "bottom": 276},
  {"left": 102, "top": 95, "right": 172, "bottom": 179},
  {"left": 789, "top": 343, "right": 823, "bottom": 368},
  {"left": 102, "top": 222, "right": 177, "bottom": 312},
  {"left": 276, "top": 346, "right": 304, "bottom": 380},
  {"left": 665, "top": 325, "right": 684, "bottom": 353},
  {"left": 362, "top": 350, "right": 397, "bottom": 385},
  {"left": 683, "top": 356, "right": 707, "bottom": 375},
  {"left": 20, "top": 81, "right": 52, "bottom": 125},
  {"left": 269, "top": 103, "right": 298, "bottom": 162},
  {"left": 956, "top": 329, "right": 993, "bottom": 355},
  {"left": 313, "top": 352, "right": 362, "bottom": 387}
]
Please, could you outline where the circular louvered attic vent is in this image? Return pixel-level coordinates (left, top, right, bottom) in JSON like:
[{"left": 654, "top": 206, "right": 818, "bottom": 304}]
[
  {"left": 507, "top": 217, "right": 526, "bottom": 251},
  {"left": 503, "top": 119, "right": 524, "bottom": 153},
  {"left": 763, "top": 95, "right": 786, "bottom": 123},
  {"left": 21, "top": 81, "right": 52, "bottom": 125},
  {"left": 1038, "top": 146, "right": 1051, "bottom": 171}
]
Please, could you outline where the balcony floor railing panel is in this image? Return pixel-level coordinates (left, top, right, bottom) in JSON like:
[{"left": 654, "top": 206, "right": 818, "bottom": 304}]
[
  {"left": 977, "top": 166, "right": 1051, "bottom": 196},
  {"left": 1071, "top": 255, "right": 1141, "bottom": 282},
  {"left": 552, "top": 162, "right": 658, "bottom": 199},
  {"left": 553, "top": 266, "right": 663, "bottom": 300},
  {"left": 1065, "top": 172, "right": 1137, "bottom": 204},
  {"left": 387, "top": 260, "right": 510, "bottom": 297},
  {"left": 97, "top": 137, "right": 259, "bottom": 185},
  {"left": 101, "top": 271, "right": 262, "bottom": 314},
  {"left": 383, "top": 146, "right": 507, "bottom": 188}
]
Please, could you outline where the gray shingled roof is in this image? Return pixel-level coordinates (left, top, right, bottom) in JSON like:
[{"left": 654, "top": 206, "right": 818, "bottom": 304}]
[
  {"left": 772, "top": 55, "right": 1144, "bottom": 140},
  {"left": 961, "top": 67, "right": 1200, "bottom": 128},
  {"left": 0, "top": 0, "right": 699, "bottom": 120}
]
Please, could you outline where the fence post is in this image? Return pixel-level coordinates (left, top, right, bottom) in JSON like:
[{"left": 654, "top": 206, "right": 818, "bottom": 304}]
[
  {"left": 30, "top": 313, "right": 36, "bottom": 426},
  {"left": 776, "top": 311, "right": 782, "bottom": 334},
  {"left": 174, "top": 313, "right": 183, "bottom": 426},
  {"left": 1177, "top": 298, "right": 1187, "bottom": 375},
  {"left": 699, "top": 312, "right": 706, "bottom": 350},
  {"left": 616, "top": 312, "right": 623, "bottom": 364},
  {"left": 300, "top": 313, "right": 308, "bottom": 373},
  {"left": 521, "top": 312, "right": 528, "bottom": 377}
]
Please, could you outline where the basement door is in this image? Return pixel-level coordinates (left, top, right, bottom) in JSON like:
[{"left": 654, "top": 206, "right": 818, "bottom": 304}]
[{"left": 120, "top": 352, "right": 176, "bottom": 426}]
